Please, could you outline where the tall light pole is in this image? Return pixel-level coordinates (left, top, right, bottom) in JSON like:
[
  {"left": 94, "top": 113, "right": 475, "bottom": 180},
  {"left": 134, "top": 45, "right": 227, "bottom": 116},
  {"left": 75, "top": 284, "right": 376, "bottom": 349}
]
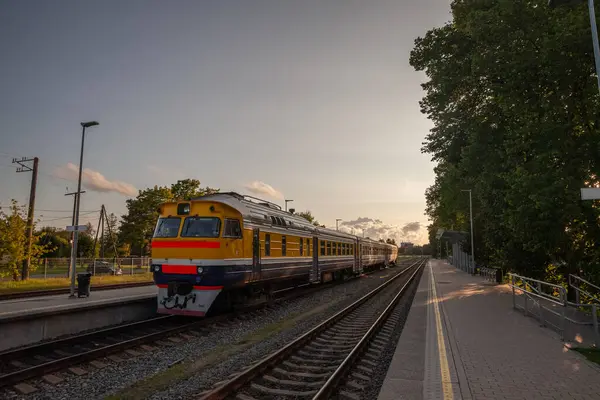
[
  {"left": 69, "top": 121, "right": 99, "bottom": 298},
  {"left": 336, "top": 218, "right": 342, "bottom": 231},
  {"left": 285, "top": 199, "right": 293, "bottom": 212},
  {"left": 549, "top": 0, "right": 600, "bottom": 94},
  {"left": 461, "top": 189, "right": 475, "bottom": 274}
]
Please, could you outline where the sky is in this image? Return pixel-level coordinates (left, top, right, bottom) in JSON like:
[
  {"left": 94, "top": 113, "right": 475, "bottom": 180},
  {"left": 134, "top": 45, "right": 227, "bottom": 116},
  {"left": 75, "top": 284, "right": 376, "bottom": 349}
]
[{"left": 0, "top": 1, "right": 452, "bottom": 245}]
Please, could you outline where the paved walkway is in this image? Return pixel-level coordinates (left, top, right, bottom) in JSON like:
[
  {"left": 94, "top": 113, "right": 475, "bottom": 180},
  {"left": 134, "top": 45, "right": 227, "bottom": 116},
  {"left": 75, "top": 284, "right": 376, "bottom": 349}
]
[
  {"left": 378, "top": 259, "right": 600, "bottom": 400},
  {"left": 0, "top": 285, "right": 156, "bottom": 321}
]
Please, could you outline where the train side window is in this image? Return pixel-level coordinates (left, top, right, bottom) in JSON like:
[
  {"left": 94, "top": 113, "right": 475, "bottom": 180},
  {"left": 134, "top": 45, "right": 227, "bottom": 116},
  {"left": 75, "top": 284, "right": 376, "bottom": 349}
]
[
  {"left": 300, "top": 238, "right": 304, "bottom": 256},
  {"left": 282, "top": 235, "right": 287, "bottom": 256},
  {"left": 308, "top": 239, "right": 311, "bottom": 256},
  {"left": 265, "top": 234, "right": 271, "bottom": 256},
  {"left": 223, "top": 219, "right": 242, "bottom": 238},
  {"left": 320, "top": 240, "right": 325, "bottom": 256},
  {"left": 327, "top": 241, "right": 331, "bottom": 256}
]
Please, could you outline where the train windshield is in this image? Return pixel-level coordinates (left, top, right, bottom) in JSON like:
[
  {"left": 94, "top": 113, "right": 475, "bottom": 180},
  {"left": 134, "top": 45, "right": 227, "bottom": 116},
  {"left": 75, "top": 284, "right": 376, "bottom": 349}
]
[
  {"left": 154, "top": 217, "right": 181, "bottom": 238},
  {"left": 181, "top": 217, "right": 221, "bottom": 238}
]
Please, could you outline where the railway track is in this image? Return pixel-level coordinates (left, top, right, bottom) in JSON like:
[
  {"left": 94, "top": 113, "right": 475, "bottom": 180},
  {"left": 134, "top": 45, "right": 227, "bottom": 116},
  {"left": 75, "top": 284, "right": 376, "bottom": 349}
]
[
  {"left": 197, "top": 257, "right": 426, "bottom": 400},
  {"left": 0, "top": 259, "right": 420, "bottom": 390},
  {"left": 0, "top": 281, "right": 154, "bottom": 301}
]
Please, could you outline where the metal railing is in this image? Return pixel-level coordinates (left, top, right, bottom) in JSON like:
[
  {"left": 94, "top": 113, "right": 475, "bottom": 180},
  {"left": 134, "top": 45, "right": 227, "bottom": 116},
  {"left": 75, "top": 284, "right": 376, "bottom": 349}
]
[
  {"left": 509, "top": 273, "right": 599, "bottom": 346},
  {"left": 569, "top": 274, "right": 600, "bottom": 306}
]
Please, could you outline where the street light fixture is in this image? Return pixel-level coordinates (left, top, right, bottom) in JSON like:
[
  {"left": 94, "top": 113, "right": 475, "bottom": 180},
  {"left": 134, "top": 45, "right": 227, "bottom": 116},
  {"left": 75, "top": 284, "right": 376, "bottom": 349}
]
[
  {"left": 549, "top": 0, "right": 600, "bottom": 94},
  {"left": 461, "top": 189, "right": 476, "bottom": 275},
  {"left": 285, "top": 199, "right": 293, "bottom": 212},
  {"left": 336, "top": 218, "right": 342, "bottom": 231},
  {"left": 69, "top": 120, "right": 99, "bottom": 298}
]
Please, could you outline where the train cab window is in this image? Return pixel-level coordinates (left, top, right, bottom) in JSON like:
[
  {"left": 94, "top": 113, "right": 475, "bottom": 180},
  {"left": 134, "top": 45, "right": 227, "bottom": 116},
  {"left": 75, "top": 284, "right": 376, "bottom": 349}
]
[
  {"left": 181, "top": 217, "right": 220, "bottom": 238},
  {"left": 223, "top": 219, "right": 242, "bottom": 238},
  {"left": 300, "top": 238, "right": 304, "bottom": 256},
  {"left": 282, "top": 236, "right": 287, "bottom": 256},
  {"left": 327, "top": 241, "right": 331, "bottom": 256},
  {"left": 153, "top": 217, "right": 181, "bottom": 238},
  {"left": 265, "top": 234, "right": 271, "bottom": 256},
  {"left": 320, "top": 241, "right": 325, "bottom": 256}
]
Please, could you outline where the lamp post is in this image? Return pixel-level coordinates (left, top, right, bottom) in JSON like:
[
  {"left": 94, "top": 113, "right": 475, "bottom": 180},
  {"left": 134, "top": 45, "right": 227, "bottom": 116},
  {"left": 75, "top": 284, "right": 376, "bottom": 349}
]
[
  {"left": 549, "top": 0, "right": 600, "bottom": 94},
  {"left": 461, "top": 189, "right": 476, "bottom": 274},
  {"left": 69, "top": 121, "right": 99, "bottom": 298},
  {"left": 285, "top": 199, "right": 293, "bottom": 212},
  {"left": 336, "top": 218, "right": 342, "bottom": 231}
]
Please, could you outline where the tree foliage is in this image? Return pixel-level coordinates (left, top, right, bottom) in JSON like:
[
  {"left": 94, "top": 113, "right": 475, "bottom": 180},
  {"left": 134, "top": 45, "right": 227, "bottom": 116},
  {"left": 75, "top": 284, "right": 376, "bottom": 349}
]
[
  {"left": 119, "top": 179, "right": 219, "bottom": 254},
  {"left": 413, "top": 0, "right": 600, "bottom": 282},
  {"left": 0, "top": 200, "right": 53, "bottom": 280},
  {"left": 297, "top": 210, "right": 321, "bottom": 226}
]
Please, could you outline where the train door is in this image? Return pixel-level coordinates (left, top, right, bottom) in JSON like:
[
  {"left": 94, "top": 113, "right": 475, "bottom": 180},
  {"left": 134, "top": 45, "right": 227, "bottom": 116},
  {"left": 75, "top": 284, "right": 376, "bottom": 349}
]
[
  {"left": 357, "top": 239, "right": 363, "bottom": 274},
  {"left": 309, "top": 236, "right": 320, "bottom": 283},
  {"left": 353, "top": 238, "right": 360, "bottom": 274},
  {"left": 251, "top": 228, "right": 261, "bottom": 282}
]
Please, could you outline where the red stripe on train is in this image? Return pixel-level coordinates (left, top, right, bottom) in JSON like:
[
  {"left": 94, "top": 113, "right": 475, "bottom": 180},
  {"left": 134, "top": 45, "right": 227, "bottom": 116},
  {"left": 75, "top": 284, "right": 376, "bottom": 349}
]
[
  {"left": 157, "top": 284, "right": 224, "bottom": 290},
  {"left": 161, "top": 265, "right": 197, "bottom": 274},
  {"left": 152, "top": 241, "right": 221, "bottom": 249}
]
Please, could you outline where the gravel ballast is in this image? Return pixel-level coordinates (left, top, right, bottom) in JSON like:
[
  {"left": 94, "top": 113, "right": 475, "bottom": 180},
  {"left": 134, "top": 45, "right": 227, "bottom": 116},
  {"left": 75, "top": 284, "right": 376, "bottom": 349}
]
[{"left": 1, "top": 261, "right": 420, "bottom": 400}]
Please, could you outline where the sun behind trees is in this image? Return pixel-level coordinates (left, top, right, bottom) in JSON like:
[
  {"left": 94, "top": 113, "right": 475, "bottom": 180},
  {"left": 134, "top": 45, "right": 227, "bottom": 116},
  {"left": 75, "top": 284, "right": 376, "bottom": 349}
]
[{"left": 413, "top": 0, "right": 600, "bottom": 283}]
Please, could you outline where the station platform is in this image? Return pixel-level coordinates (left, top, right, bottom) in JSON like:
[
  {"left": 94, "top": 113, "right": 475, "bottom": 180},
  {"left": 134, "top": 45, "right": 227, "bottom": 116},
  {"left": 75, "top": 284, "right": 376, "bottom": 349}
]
[
  {"left": 378, "top": 259, "right": 600, "bottom": 400},
  {"left": 0, "top": 285, "right": 157, "bottom": 322},
  {"left": 0, "top": 285, "right": 158, "bottom": 351}
]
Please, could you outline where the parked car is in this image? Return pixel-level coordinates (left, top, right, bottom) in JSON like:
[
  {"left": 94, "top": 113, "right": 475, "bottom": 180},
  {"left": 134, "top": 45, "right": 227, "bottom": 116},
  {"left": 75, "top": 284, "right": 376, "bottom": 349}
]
[{"left": 87, "top": 260, "right": 123, "bottom": 275}]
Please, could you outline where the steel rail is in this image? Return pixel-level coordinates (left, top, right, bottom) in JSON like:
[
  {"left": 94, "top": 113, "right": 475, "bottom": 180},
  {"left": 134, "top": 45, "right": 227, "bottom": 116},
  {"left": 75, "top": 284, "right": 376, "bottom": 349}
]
[
  {"left": 0, "top": 258, "right": 419, "bottom": 389},
  {"left": 312, "top": 259, "right": 425, "bottom": 399},
  {"left": 197, "top": 257, "right": 425, "bottom": 400}
]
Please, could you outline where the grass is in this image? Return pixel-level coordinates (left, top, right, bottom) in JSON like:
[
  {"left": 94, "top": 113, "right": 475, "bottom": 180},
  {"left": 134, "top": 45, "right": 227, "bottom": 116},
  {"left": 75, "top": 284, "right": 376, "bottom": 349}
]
[
  {"left": 573, "top": 348, "right": 600, "bottom": 366},
  {"left": 0, "top": 273, "right": 153, "bottom": 294},
  {"left": 104, "top": 300, "right": 340, "bottom": 400}
]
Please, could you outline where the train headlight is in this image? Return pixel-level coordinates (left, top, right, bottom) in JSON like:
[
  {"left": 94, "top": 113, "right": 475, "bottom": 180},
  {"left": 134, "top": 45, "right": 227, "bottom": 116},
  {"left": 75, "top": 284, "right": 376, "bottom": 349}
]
[
  {"left": 152, "top": 264, "right": 161, "bottom": 273},
  {"left": 196, "top": 266, "right": 204, "bottom": 274}
]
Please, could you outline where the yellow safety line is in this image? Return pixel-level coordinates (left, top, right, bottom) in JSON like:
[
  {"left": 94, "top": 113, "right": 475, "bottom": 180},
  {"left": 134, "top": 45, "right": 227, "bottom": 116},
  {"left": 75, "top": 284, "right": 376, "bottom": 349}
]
[{"left": 430, "top": 263, "right": 455, "bottom": 400}]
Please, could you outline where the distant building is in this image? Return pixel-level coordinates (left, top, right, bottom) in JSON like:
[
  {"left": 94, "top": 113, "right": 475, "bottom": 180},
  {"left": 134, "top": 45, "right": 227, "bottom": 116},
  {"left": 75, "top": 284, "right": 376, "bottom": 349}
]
[{"left": 400, "top": 242, "right": 414, "bottom": 249}]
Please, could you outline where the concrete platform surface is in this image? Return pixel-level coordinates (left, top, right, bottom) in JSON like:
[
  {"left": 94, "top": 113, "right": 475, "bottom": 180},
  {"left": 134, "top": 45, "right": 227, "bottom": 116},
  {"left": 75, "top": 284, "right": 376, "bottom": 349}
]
[
  {"left": 378, "top": 259, "right": 600, "bottom": 400},
  {"left": 0, "top": 285, "right": 157, "bottom": 322}
]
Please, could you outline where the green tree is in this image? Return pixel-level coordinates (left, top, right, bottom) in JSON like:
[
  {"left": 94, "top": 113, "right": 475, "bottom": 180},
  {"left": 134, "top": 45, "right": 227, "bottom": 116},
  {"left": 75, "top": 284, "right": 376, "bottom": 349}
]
[
  {"left": 297, "top": 210, "right": 320, "bottom": 226},
  {"left": 119, "top": 180, "right": 218, "bottom": 254},
  {"left": 0, "top": 200, "right": 52, "bottom": 280},
  {"left": 411, "top": 0, "right": 600, "bottom": 282}
]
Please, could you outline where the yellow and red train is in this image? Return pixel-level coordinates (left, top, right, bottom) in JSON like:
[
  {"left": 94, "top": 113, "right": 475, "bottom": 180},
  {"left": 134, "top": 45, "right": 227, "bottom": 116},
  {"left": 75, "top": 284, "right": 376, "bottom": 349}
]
[{"left": 151, "top": 192, "right": 398, "bottom": 316}]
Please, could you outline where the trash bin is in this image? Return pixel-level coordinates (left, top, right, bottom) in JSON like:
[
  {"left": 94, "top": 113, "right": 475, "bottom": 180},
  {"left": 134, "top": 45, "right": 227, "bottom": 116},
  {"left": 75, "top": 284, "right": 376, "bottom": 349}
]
[{"left": 77, "top": 272, "right": 92, "bottom": 297}]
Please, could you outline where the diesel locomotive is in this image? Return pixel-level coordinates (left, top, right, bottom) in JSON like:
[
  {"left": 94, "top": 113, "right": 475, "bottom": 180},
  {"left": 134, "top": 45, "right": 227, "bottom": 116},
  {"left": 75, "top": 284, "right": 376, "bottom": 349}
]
[{"left": 151, "top": 192, "right": 398, "bottom": 316}]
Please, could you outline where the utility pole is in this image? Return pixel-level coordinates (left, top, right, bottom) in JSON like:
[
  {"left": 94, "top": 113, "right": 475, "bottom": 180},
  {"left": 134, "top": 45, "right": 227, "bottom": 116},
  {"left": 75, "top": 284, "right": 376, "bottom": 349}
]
[
  {"left": 461, "top": 189, "right": 476, "bottom": 274},
  {"left": 13, "top": 156, "right": 39, "bottom": 280}
]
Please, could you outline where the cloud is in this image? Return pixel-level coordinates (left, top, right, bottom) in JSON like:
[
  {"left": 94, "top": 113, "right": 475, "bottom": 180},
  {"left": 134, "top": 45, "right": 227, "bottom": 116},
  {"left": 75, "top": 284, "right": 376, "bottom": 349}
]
[
  {"left": 338, "top": 217, "right": 425, "bottom": 244},
  {"left": 402, "top": 222, "right": 421, "bottom": 234},
  {"left": 54, "top": 163, "right": 137, "bottom": 197},
  {"left": 244, "top": 181, "right": 283, "bottom": 199}
]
